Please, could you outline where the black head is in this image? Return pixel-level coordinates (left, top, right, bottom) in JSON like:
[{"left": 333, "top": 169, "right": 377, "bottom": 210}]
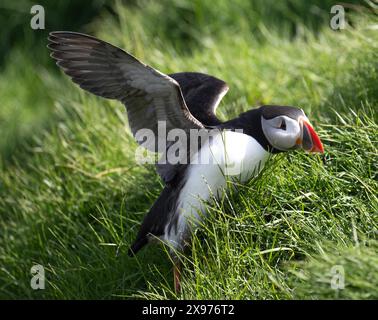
[
  {"left": 224, "top": 105, "right": 324, "bottom": 154},
  {"left": 260, "top": 105, "right": 305, "bottom": 120}
]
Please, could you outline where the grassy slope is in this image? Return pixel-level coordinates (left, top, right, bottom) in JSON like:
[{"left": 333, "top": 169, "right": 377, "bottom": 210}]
[{"left": 0, "top": 1, "right": 377, "bottom": 299}]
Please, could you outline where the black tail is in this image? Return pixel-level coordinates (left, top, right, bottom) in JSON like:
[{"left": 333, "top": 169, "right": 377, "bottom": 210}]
[
  {"left": 128, "top": 237, "right": 148, "bottom": 257},
  {"left": 127, "top": 183, "right": 182, "bottom": 257}
]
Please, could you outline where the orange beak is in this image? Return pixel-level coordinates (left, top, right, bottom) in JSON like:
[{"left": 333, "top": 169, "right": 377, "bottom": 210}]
[{"left": 298, "top": 118, "right": 324, "bottom": 153}]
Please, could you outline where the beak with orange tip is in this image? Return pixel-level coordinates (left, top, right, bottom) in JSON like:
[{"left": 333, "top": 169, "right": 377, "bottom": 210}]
[{"left": 297, "top": 118, "right": 324, "bottom": 153}]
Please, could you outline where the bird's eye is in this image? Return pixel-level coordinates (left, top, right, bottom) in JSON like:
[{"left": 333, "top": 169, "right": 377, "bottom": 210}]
[{"left": 279, "top": 119, "right": 286, "bottom": 130}]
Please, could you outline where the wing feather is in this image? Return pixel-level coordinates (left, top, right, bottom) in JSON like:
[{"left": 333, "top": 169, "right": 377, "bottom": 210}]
[{"left": 48, "top": 32, "right": 203, "bottom": 151}]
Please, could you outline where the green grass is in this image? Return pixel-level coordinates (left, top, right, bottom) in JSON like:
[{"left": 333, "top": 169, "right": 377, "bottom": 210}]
[{"left": 0, "top": 1, "right": 377, "bottom": 299}]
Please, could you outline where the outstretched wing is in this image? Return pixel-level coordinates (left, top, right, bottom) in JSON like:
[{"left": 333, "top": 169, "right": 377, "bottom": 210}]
[
  {"left": 48, "top": 31, "right": 203, "bottom": 153},
  {"left": 169, "top": 72, "right": 229, "bottom": 126}
]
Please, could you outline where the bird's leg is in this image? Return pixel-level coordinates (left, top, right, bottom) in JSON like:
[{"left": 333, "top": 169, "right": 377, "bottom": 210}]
[{"left": 173, "top": 261, "right": 181, "bottom": 294}]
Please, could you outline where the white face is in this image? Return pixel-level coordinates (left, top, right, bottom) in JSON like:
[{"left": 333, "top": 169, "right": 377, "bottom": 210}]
[{"left": 261, "top": 115, "right": 302, "bottom": 151}]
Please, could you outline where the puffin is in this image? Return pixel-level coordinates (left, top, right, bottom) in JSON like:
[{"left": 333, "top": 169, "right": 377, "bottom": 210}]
[{"left": 48, "top": 32, "right": 324, "bottom": 293}]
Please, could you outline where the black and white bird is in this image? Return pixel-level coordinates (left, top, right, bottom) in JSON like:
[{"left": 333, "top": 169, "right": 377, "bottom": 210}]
[{"left": 48, "top": 32, "right": 324, "bottom": 292}]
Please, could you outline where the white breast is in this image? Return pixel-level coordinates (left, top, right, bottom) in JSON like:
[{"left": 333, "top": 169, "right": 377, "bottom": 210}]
[{"left": 164, "top": 131, "right": 270, "bottom": 249}]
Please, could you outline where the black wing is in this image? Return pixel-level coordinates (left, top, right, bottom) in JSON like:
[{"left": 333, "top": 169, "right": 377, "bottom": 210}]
[
  {"left": 48, "top": 33, "right": 230, "bottom": 184},
  {"left": 169, "top": 72, "right": 229, "bottom": 126},
  {"left": 48, "top": 32, "right": 203, "bottom": 153}
]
